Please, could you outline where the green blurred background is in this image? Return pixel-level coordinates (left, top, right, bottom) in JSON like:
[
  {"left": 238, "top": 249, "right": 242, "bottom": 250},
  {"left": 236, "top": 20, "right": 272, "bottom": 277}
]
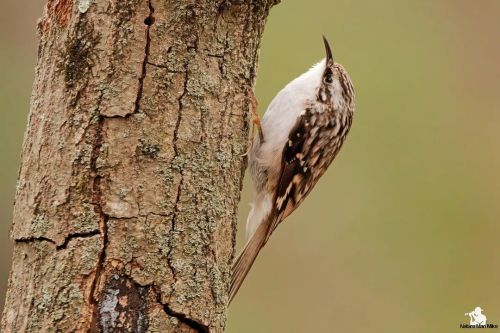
[{"left": 1, "top": 1, "right": 499, "bottom": 332}]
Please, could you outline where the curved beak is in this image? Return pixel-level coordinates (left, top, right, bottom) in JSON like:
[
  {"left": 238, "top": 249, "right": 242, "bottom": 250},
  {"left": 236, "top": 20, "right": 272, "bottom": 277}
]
[{"left": 322, "top": 35, "right": 334, "bottom": 66}]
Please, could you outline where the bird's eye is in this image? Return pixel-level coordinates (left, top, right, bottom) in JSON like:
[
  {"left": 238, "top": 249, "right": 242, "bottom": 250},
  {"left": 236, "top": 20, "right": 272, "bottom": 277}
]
[{"left": 324, "top": 73, "right": 333, "bottom": 84}]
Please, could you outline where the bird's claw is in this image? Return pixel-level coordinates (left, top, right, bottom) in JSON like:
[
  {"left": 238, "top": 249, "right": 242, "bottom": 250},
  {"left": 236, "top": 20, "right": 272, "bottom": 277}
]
[{"left": 241, "top": 90, "right": 263, "bottom": 159}]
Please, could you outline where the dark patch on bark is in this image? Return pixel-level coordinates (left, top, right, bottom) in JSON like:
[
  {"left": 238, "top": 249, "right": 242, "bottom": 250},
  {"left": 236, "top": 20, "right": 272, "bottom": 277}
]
[
  {"left": 98, "top": 275, "right": 150, "bottom": 333},
  {"left": 63, "top": 18, "right": 100, "bottom": 88}
]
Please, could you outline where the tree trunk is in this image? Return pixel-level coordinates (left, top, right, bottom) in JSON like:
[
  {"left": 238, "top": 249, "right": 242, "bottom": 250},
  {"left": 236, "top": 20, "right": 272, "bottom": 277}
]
[{"left": 1, "top": 0, "right": 278, "bottom": 331}]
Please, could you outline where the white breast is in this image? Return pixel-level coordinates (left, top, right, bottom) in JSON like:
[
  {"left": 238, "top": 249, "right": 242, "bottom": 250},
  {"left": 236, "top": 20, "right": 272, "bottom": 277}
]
[{"left": 257, "top": 60, "right": 325, "bottom": 169}]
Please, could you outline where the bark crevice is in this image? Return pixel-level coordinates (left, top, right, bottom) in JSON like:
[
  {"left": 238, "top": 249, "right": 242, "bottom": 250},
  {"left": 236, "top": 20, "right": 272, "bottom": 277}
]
[
  {"left": 88, "top": 116, "right": 110, "bottom": 327},
  {"left": 134, "top": 0, "right": 155, "bottom": 115},
  {"left": 161, "top": 301, "right": 209, "bottom": 333},
  {"left": 14, "top": 230, "right": 101, "bottom": 250}
]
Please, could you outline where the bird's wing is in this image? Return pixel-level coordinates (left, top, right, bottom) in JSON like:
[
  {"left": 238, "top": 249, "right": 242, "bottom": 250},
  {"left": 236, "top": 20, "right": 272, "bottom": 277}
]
[{"left": 265, "top": 111, "right": 319, "bottom": 241}]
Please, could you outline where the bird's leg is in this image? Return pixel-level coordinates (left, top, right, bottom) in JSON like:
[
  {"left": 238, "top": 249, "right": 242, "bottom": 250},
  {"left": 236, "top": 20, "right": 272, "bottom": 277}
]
[
  {"left": 242, "top": 90, "right": 264, "bottom": 157},
  {"left": 249, "top": 90, "right": 264, "bottom": 142}
]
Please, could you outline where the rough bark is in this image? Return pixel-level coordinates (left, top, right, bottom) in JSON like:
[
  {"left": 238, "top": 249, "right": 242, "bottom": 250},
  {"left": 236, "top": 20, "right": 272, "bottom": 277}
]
[{"left": 1, "top": 0, "right": 278, "bottom": 332}]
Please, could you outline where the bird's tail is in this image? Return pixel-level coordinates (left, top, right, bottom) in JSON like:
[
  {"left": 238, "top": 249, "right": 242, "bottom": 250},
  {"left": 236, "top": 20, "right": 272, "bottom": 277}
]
[{"left": 229, "top": 220, "right": 270, "bottom": 304}]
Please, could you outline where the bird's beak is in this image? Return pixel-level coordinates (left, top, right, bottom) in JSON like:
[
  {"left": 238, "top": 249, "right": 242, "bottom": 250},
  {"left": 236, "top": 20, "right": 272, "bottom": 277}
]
[{"left": 322, "top": 36, "right": 334, "bottom": 66}]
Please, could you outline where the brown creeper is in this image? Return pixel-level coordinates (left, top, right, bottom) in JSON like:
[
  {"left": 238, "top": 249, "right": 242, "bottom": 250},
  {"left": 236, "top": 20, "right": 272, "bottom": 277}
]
[{"left": 230, "top": 37, "right": 355, "bottom": 303}]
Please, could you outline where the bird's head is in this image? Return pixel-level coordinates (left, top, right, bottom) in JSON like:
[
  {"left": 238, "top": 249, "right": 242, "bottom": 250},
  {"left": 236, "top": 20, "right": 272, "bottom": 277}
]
[{"left": 316, "top": 36, "right": 355, "bottom": 111}]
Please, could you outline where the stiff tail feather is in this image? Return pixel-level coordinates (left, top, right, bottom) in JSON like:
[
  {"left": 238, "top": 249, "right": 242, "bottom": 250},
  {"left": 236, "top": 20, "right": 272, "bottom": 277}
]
[{"left": 229, "top": 220, "right": 270, "bottom": 304}]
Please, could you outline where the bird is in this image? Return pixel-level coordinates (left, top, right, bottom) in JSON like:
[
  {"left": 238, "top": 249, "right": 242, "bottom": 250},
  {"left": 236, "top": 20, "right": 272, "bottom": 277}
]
[{"left": 229, "top": 36, "right": 355, "bottom": 304}]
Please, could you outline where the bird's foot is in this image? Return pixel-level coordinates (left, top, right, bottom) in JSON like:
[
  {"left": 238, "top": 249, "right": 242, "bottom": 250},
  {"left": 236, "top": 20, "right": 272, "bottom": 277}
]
[
  {"left": 248, "top": 90, "right": 264, "bottom": 142},
  {"left": 241, "top": 90, "right": 263, "bottom": 157}
]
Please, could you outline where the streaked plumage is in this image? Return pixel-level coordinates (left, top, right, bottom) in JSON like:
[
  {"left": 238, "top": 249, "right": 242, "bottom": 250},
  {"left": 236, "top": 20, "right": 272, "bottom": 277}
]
[{"left": 230, "top": 37, "right": 355, "bottom": 303}]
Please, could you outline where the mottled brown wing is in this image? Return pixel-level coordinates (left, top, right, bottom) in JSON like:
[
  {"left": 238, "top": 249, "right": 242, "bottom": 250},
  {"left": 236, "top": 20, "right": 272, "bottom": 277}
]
[
  {"left": 265, "top": 112, "right": 316, "bottom": 241},
  {"left": 264, "top": 107, "right": 351, "bottom": 242}
]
